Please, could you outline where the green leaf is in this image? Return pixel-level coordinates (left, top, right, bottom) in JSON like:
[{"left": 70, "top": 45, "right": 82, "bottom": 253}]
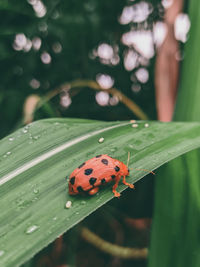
[
  {"left": 148, "top": 2, "right": 200, "bottom": 267},
  {"left": 1, "top": 118, "right": 200, "bottom": 267}
]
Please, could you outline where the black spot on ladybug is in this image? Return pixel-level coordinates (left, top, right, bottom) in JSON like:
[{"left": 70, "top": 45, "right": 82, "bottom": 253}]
[
  {"left": 101, "top": 178, "right": 106, "bottom": 184},
  {"left": 77, "top": 186, "right": 84, "bottom": 193},
  {"left": 96, "top": 155, "right": 102, "bottom": 158},
  {"left": 115, "top": 166, "right": 120, "bottom": 172},
  {"left": 84, "top": 168, "right": 93, "bottom": 175},
  {"left": 78, "top": 162, "right": 85, "bottom": 169},
  {"left": 101, "top": 159, "right": 108, "bottom": 165},
  {"left": 70, "top": 176, "right": 75, "bottom": 185},
  {"left": 111, "top": 175, "right": 116, "bottom": 179},
  {"left": 89, "top": 177, "right": 97, "bottom": 185}
]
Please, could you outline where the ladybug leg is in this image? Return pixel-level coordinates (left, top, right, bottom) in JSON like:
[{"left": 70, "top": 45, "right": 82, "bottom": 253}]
[
  {"left": 112, "top": 177, "right": 121, "bottom": 198},
  {"left": 122, "top": 176, "right": 134, "bottom": 189},
  {"left": 88, "top": 187, "right": 99, "bottom": 195}
]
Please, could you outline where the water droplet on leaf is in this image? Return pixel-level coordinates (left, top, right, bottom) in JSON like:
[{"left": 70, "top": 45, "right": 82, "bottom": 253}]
[
  {"left": 26, "top": 225, "right": 39, "bottom": 234},
  {"left": 33, "top": 135, "right": 40, "bottom": 140},
  {"left": 33, "top": 188, "right": 39, "bottom": 194},
  {"left": 65, "top": 201, "right": 72, "bottom": 209},
  {"left": 98, "top": 137, "right": 104, "bottom": 143}
]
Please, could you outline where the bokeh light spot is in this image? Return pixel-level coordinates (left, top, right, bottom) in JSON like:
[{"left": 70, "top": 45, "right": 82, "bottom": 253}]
[
  {"left": 119, "top": 2, "right": 153, "bottom": 24},
  {"left": 131, "top": 84, "right": 141, "bottom": 93},
  {"left": 109, "top": 95, "right": 119, "bottom": 106},
  {"left": 52, "top": 42, "right": 62, "bottom": 53},
  {"left": 28, "top": 0, "right": 47, "bottom": 18},
  {"left": 95, "top": 92, "right": 109, "bottom": 106},
  {"left": 124, "top": 50, "right": 138, "bottom": 71},
  {"left": 135, "top": 68, "right": 149, "bottom": 83},
  {"left": 96, "top": 74, "right": 114, "bottom": 89},
  {"left": 60, "top": 93, "right": 72, "bottom": 108},
  {"left": 30, "top": 79, "right": 40, "bottom": 89},
  {"left": 122, "top": 30, "right": 154, "bottom": 59},
  {"left": 97, "top": 43, "right": 114, "bottom": 60},
  {"left": 175, "top": 13, "right": 191, "bottom": 43},
  {"left": 153, "top": 22, "right": 167, "bottom": 48},
  {"left": 32, "top": 37, "right": 42, "bottom": 50},
  {"left": 41, "top": 52, "right": 51, "bottom": 64}
]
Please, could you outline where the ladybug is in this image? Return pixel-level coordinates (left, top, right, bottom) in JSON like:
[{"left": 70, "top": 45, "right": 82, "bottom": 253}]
[{"left": 68, "top": 154, "right": 134, "bottom": 197}]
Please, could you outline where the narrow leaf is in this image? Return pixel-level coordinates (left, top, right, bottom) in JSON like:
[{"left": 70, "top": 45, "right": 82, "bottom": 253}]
[{"left": 1, "top": 118, "right": 200, "bottom": 267}]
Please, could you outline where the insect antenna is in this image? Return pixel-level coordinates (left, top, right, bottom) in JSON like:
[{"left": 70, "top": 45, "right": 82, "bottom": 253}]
[
  {"left": 134, "top": 168, "right": 155, "bottom": 175},
  {"left": 128, "top": 152, "right": 155, "bottom": 175},
  {"left": 127, "top": 151, "right": 130, "bottom": 168}
]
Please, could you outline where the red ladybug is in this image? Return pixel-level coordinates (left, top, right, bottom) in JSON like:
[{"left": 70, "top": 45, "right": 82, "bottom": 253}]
[{"left": 68, "top": 154, "right": 134, "bottom": 197}]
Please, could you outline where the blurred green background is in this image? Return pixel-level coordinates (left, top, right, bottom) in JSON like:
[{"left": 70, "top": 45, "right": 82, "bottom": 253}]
[{"left": 0, "top": 0, "right": 164, "bottom": 138}]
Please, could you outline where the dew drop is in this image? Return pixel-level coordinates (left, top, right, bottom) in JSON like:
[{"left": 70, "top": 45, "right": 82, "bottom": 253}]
[
  {"left": 23, "top": 129, "right": 28, "bottom": 133},
  {"left": 132, "top": 123, "right": 138, "bottom": 128},
  {"left": 81, "top": 201, "right": 86, "bottom": 205},
  {"left": 75, "top": 211, "right": 79, "bottom": 215},
  {"left": 33, "top": 188, "right": 39, "bottom": 194},
  {"left": 26, "top": 225, "right": 39, "bottom": 234},
  {"left": 6, "top": 152, "right": 11, "bottom": 155},
  {"left": 53, "top": 217, "right": 57, "bottom": 221},
  {"left": 0, "top": 250, "right": 5, "bottom": 257},
  {"left": 9, "top": 137, "right": 14, "bottom": 141},
  {"left": 32, "top": 197, "right": 38, "bottom": 202},
  {"left": 98, "top": 137, "right": 104, "bottom": 143},
  {"left": 65, "top": 200, "right": 72, "bottom": 209}
]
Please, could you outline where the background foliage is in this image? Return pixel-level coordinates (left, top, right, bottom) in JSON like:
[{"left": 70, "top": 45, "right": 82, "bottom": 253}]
[
  {"left": 0, "top": 0, "right": 162, "bottom": 138},
  {"left": 149, "top": 1, "right": 200, "bottom": 266}
]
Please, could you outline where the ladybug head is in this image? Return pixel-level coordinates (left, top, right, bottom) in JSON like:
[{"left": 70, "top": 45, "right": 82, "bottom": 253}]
[
  {"left": 68, "top": 183, "right": 77, "bottom": 195},
  {"left": 125, "top": 165, "right": 130, "bottom": 176}
]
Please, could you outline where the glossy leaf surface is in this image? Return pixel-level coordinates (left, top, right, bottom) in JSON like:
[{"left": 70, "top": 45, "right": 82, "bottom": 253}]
[{"left": 1, "top": 118, "right": 200, "bottom": 267}]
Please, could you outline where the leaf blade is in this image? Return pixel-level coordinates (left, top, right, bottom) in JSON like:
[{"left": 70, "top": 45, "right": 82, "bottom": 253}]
[{"left": 1, "top": 118, "right": 200, "bottom": 266}]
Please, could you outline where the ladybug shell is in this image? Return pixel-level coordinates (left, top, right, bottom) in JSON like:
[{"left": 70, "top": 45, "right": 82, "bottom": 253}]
[{"left": 68, "top": 154, "right": 129, "bottom": 195}]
